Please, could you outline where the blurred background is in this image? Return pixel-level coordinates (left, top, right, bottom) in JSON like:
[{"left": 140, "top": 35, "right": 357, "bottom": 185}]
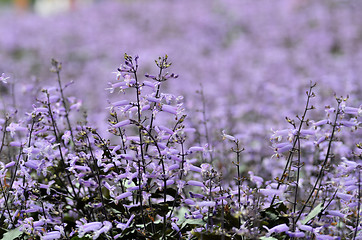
[
  {"left": 1, "top": 0, "right": 95, "bottom": 15},
  {"left": 0, "top": 0, "right": 362, "bottom": 174}
]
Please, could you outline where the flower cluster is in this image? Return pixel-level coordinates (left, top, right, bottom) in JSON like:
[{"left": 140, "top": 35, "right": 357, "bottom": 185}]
[{"left": 0, "top": 55, "right": 362, "bottom": 239}]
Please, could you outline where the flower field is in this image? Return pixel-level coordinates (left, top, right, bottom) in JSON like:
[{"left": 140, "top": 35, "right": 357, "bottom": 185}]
[{"left": 0, "top": 0, "right": 362, "bottom": 239}]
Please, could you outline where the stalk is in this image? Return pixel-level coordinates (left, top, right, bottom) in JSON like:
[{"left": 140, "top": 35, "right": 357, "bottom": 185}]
[
  {"left": 353, "top": 166, "right": 361, "bottom": 240},
  {"left": 232, "top": 140, "right": 244, "bottom": 227},
  {"left": 296, "top": 99, "right": 341, "bottom": 223},
  {"left": 51, "top": 59, "right": 75, "bottom": 143},
  {"left": 45, "top": 91, "right": 78, "bottom": 200},
  {"left": 270, "top": 82, "right": 316, "bottom": 206}
]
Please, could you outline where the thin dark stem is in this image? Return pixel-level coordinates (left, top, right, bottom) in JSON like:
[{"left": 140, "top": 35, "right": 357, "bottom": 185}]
[
  {"left": 296, "top": 100, "right": 340, "bottom": 223},
  {"left": 0, "top": 119, "right": 36, "bottom": 223},
  {"left": 138, "top": 125, "right": 167, "bottom": 238},
  {"left": 0, "top": 174, "right": 14, "bottom": 226},
  {"left": 270, "top": 82, "right": 315, "bottom": 206},
  {"left": 114, "top": 113, "right": 127, "bottom": 155},
  {"left": 132, "top": 68, "right": 147, "bottom": 229},
  {"left": 199, "top": 85, "right": 214, "bottom": 163},
  {"left": 164, "top": 138, "right": 186, "bottom": 235},
  {"left": 94, "top": 131, "right": 126, "bottom": 193},
  {"left": 0, "top": 117, "right": 8, "bottom": 154},
  {"left": 233, "top": 140, "right": 244, "bottom": 227},
  {"left": 46, "top": 92, "right": 78, "bottom": 200},
  {"left": 53, "top": 61, "right": 75, "bottom": 144},
  {"left": 206, "top": 175, "right": 214, "bottom": 231},
  {"left": 292, "top": 136, "right": 301, "bottom": 231},
  {"left": 85, "top": 133, "right": 109, "bottom": 221},
  {"left": 145, "top": 61, "right": 163, "bottom": 153},
  {"left": 220, "top": 185, "right": 225, "bottom": 240},
  {"left": 317, "top": 187, "right": 339, "bottom": 222},
  {"left": 353, "top": 167, "right": 361, "bottom": 240}
]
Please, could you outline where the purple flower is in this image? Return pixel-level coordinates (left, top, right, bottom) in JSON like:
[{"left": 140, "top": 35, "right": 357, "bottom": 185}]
[
  {"left": 287, "top": 231, "right": 305, "bottom": 238},
  {"left": 161, "top": 104, "right": 177, "bottom": 115},
  {"left": 113, "top": 119, "right": 131, "bottom": 128},
  {"left": 156, "top": 125, "right": 174, "bottom": 135},
  {"left": 315, "top": 234, "right": 336, "bottom": 240},
  {"left": 326, "top": 210, "right": 345, "bottom": 218},
  {"left": 42, "top": 231, "right": 61, "bottom": 240},
  {"left": 336, "top": 192, "right": 352, "bottom": 202},
  {"left": 112, "top": 100, "right": 129, "bottom": 107},
  {"left": 197, "top": 201, "right": 216, "bottom": 207},
  {"left": 249, "top": 171, "right": 264, "bottom": 188},
  {"left": 24, "top": 160, "right": 40, "bottom": 170},
  {"left": 314, "top": 119, "right": 329, "bottom": 126},
  {"left": 189, "top": 192, "right": 205, "bottom": 199},
  {"left": 93, "top": 221, "right": 112, "bottom": 239},
  {"left": 222, "top": 130, "right": 236, "bottom": 141},
  {"left": 9, "top": 141, "right": 22, "bottom": 147},
  {"left": 77, "top": 221, "right": 103, "bottom": 238},
  {"left": 146, "top": 96, "right": 160, "bottom": 103},
  {"left": 184, "top": 199, "right": 196, "bottom": 205},
  {"left": 344, "top": 106, "right": 362, "bottom": 117},
  {"left": 62, "top": 131, "right": 72, "bottom": 145},
  {"left": 340, "top": 120, "right": 358, "bottom": 128},
  {"left": 188, "top": 163, "right": 202, "bottom": 173},
  {"left": 116, "top": 191, "right": 132, "bottom": 201},
  {"left": 275, "top": 142, "right": 293, "bottom": 153},
  {"left": 300, "top": 129, "right": 315, "bottom": 136},
  {"left": 259, "top": 188, "right": 283, "bottom": 197},
  {"left": 5, "top": 161, "right": 15, "bottom": 168},
  {"left": 142, "top": 80, "right": 157, "bottom": 89},
  {"left": 187, "top": 180, "right": 205, "bottom": 187},
  {"left": 265, "top": 223, "right": 289, "bottom": 235},
  {"left": 315, "top": 136, "right": 327, "bottom": 145},
  {"left": 297, "top": 224, "right": 313, "bottom": 232},
  {"left": 117, "top": 214, "right": 135, "bottom": 231},
  {"left": 6, "top": 123, "right": 27, "bottom": 137},
  {"left": 39, "top": 180, "right": 55, "bottom": 195}
]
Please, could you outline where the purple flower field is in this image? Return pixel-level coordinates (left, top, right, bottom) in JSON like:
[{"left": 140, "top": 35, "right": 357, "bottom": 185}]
[{"left": 1, "top": 0, "right": 362, "bottom": 239}]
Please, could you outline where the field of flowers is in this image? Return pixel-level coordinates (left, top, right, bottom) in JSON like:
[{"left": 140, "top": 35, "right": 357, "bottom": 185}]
[{"left": 1, "top": 0, "right": 362, "bottom": 239}]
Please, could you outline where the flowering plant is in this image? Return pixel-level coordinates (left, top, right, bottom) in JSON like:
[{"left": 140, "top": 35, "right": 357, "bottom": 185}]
[{"left": 0, "top": 55, "right": 361, "bottom": 239}]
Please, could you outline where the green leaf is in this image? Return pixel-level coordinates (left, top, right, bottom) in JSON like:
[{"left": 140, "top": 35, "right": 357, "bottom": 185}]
[
  {"left": 300, "top": 203, "right": 323, "bottom": 225},
  {"left": 180, "top": 218, "right": 205, "bottom": 230},
  {"left": 1, "top": 228, "right": 22, "bottom": 240},
  {"left": 260, "top": 237, "right": 278, "bottom": 240}
]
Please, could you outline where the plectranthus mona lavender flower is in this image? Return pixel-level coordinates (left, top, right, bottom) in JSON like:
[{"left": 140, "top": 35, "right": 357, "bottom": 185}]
[{"left": 1, "top": 51, "right": 362, "bottom": 239}]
